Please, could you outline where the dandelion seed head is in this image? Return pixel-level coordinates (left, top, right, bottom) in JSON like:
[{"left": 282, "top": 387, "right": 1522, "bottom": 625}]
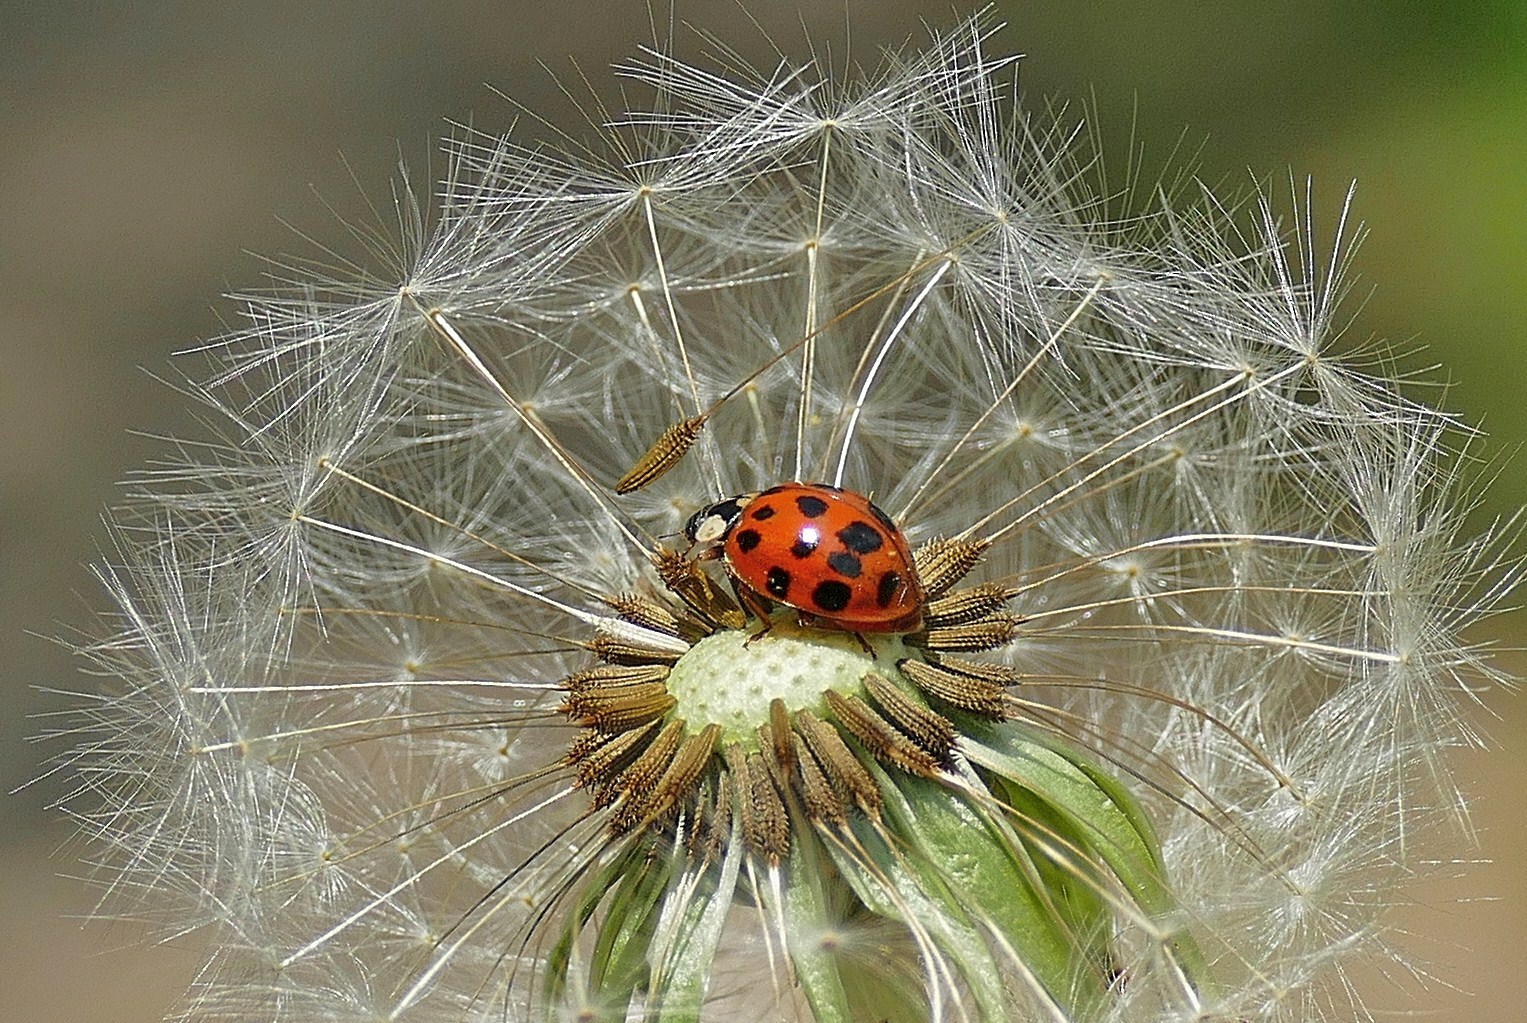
[{"left": 55, "top": 9, "right": 1517, "bottom": 1023}]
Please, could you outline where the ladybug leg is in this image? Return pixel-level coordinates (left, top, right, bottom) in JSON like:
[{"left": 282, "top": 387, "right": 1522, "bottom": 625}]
[
  {"left": 797, "top": 612, "right": 875, "bottom": 656},
  {"left": 851, "top": 631, "right": 875, "bottom": 657},
  {"left": 793, "top": 611, "right": 874, "bottom": 656},
  {"left": 738, "top": 590, "right": 778, "bottom": 643},
  {"left": 724, "top": 570, "right": 777, "bottom": 642}
]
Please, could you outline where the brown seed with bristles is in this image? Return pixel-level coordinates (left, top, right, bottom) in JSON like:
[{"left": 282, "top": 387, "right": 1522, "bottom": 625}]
[
  {"left": 899, "top": 658, "right": 1009, "bottom": 718},
  {"left": 604, "top": 593, "right": 687, "bottom": 637},
  {"left": 649, "top": 724, "right": 720, "bottom": 812},
  {"left": 924, "top": 583, "right": 1013, "bottom": 627},
  {"left": 590, "top": 631, "right": 685, "bottom": 665},
  {"left": 613, "top": 722, "right": 718, "bottom": 832},
  {"left": 935, "top": 656, "right": 1024, "bottom": 685},
  {"left": 824, "top": 690, "right": 943, "bottom": 778},
  {"left": 567, "top": 721, "right": 660, "bottom": 786},
  {"left": 912, "top": 536, "right": 991, "bottom": 598},
  {"left": 561, "top": 682, "right": 677, "bottom": 732},
  {"left": 615, "top": 415, "right": 706, "bottom": 494},
  {"left": 690, "top": 772, "right": 732, "bottom": 860},
  {"left": 790, "top": 732, "right": 847, "bottom": 824},
  {"left": 727, "top": 746, "right": 789, "bottom": 861},
  {"left": 565, "top": 728, "right": 606, "bottom": 767},
  {"left": 561, "top": 663, "right": 671, "bottom": 692},
  {"left": 863, "top": 673, "right": 956, "bottom": 764},
  {"left": 912, "top": 614, "right": 1023, "bottom": 652},
  {"left": 794, "top": 710, "right": 882, "bottom": 815},
  {"left": 756, "top": 723, "right": 792, "bottom": 794},
  {"left": 768, "top": 698, "right": 795, "bottom": 772},
  {"left": 607, "top": 719, "right": 686, "bottom": 823},
  {"left": 653, "top": 546, "right": 746, "bottom": 629}
]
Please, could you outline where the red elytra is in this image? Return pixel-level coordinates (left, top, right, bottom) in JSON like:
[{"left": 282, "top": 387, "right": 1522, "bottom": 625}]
[{"left": 684, "top": 482, "right": 925, "bottom": 633}]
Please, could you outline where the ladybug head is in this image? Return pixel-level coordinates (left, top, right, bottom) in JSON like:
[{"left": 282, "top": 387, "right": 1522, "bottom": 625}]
[{"left": 682, "top": 493, "right": 756, "bottom": 547}]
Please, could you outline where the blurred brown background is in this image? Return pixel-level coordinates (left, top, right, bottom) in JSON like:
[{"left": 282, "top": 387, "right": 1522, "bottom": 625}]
[{"left": 3, "top": 3, "right": 1522, "bottom": 1020}]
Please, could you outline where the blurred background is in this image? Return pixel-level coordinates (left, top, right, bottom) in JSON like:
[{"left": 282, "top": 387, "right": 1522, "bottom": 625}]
[{"left": 2, "top": 2, "right": 1522, "bottom": 1019}]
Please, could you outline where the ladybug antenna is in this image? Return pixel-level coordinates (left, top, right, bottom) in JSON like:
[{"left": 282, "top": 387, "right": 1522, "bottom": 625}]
[{"left": 614, "top": 226, "right": 996, "bottom": 495}]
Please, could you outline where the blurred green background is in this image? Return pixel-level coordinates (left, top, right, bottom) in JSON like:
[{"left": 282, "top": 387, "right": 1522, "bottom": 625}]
[{"left": 2, "top": 2, "right": 1522, "bottom": 1020}]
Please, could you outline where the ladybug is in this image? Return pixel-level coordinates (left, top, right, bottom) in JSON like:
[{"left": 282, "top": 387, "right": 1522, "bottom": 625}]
[{"left": 683, "top": 482, "right": 924, "bottom": 634}]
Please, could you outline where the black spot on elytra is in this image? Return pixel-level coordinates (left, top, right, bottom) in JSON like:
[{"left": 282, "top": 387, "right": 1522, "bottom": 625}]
[
  {"left": 837, "top": 520, "right": 883, "bottom": 554},
  {"left": 795, "top": 494, "right": 830, "bottom": 518},
  {"left": 766, "top": 566, "right": 791, "bottom": 598},
  {"left": 827, "top": 551, "right": 862, "bottom": 578},
  {"left": 812, "top": 579, "right": 853, "bottom": 613},
  {"left": 750, "top": 503, "right": 776, "bottom": 521},
  {"left": 735, "top": 529, "right": 762, "bottom": 553},
  {"left": 790, "top": 536, "right": 819, "bottom": 558},
  {"left": 876, "top": 571, "right": 903, "bottom": 608}
]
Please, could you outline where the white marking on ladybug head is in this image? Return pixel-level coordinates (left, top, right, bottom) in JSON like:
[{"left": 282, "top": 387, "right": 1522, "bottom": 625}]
[
  {"left": 691, "top": 512, "right": 731, "bottom": 544},
  {"left": 683, "top": 493, "right": 755, "bottom": 548}
]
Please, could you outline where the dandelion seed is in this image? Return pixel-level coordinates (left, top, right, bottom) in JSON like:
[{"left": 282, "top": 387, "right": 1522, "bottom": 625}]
[{"left": 56, "top": 10, "right": 1517, "bottom": 1023}]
